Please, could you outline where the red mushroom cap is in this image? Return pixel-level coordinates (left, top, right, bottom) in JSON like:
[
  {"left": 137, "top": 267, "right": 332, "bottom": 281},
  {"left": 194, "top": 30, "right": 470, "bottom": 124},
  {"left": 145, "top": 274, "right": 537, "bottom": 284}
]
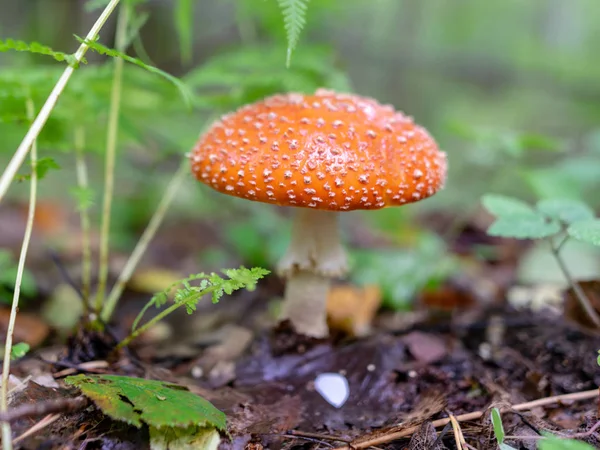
[{"left": 190, "top": 89, "right": 447, "bottom": 211}]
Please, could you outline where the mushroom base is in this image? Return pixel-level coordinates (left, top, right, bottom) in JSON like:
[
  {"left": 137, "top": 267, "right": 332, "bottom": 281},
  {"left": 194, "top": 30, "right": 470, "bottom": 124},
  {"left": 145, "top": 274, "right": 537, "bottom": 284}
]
[
  {"left": 277, "top": 209, "right": 348, "bottom": 338},
  {"left": 280, "top": 271, "right": 330, "bottom": 338}
]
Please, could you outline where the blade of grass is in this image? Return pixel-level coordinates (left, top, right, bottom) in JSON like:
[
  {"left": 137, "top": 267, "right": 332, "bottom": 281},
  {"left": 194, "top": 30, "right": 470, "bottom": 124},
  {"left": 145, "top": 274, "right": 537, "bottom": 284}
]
[
  {"left": 94, "top": 2, "right": 130, "bottom": 314},
  {"left": 101, "top": 158, "right": 188, "bottom": 322},
  {"left": 1, "top": 99, "right": 38, "bottom": 450},
  {"left": 0, "top": 0, "right": 122, "bottom": 205},
  {"left": 74, "top": 127, "right": 92, "bottom": 314}
]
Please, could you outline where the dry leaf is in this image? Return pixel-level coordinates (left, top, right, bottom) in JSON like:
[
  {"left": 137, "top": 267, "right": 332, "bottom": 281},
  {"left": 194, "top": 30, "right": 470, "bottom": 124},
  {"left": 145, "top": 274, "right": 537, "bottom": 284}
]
[{"left": 326, "top": 284, "right": 381, "bottom": 336}]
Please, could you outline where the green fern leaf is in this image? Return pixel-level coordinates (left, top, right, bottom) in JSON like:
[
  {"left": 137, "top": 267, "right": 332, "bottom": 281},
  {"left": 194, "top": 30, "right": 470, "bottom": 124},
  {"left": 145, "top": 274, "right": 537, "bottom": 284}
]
[
  {"left": 0, "top": 39, "right": 81, "bottom": 66},
  {"left": 277, "top": 0, "right": 310, "bottom": 67},
  {"left": 74, "top": 35, "right": 194, "bottom": 107}
]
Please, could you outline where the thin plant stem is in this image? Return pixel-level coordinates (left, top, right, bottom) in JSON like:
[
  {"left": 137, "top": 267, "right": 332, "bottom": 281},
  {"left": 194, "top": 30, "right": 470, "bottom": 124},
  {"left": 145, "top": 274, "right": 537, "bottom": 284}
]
[
  {"left": 550, "top": 239, "right": 600, "bottom": 328},
  {"left": 0, "top": 0, "right": 122, "bottom": 205},
  {"left": 101, "top": 159, "right": 189, "bottom": 322},
  {"left": 1, "top": 99, "right": 38, "bottom": 450},
  {"left": 74, "top": 127, "right": 92, "bottom": 314},
  {"left": 94, "top": 3, "right": 130, "bottom": 313},
  {"left": 116, "top": 286, "right": 219, "bottom": 350}
]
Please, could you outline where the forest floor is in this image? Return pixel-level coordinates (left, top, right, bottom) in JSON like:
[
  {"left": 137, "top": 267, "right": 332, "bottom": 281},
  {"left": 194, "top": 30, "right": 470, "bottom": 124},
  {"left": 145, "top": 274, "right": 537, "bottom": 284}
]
[{"left": 1, "top": 201, "right": 599, "bottom": 450}]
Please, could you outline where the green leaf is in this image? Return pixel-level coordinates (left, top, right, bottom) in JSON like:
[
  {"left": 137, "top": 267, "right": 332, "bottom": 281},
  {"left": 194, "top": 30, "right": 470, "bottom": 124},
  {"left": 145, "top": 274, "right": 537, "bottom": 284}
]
[
  {"left": 174, "top": 0, "right": 193, "bottom": 64},
  {"left": 74, "top": 36, "right": 194, "bottom": 107},
  {"left": 567, "top": 219, "right": 600, "bottom": 246},
  {"left": 517, "top": 133, "right": 561, "bottom": 152},
  {"left": 65, "top": 374, "right": 226, "bottom": 430},
  {"left": 35, "top": 157, "right": 61, "bottom": 180},
  {"left": 10, "top": 342, "right": 30, "bottom": 360},
  {"left": 491, "top": 408, "right": 505, "bottom": 444},
  {"left": 487, "top": 216, "right": 561, "bottom": 240},
  {"left": 0, "top": 38, "right": 80, "bottom": 66},
  {"left": 481, "top": 194, "right": 535, "bottom": 218},
  {"left": 17, "top": 157, "right": 61, "bottom": 181},
  {"left": 536, "top": 199, "right": 595, "bottom": 225},
  {"left": 150, "top": 425, "right": 221, "bottom": 450},
  {"left": 538, "top": 435, "right": 596, "bottom": 450},
  {"left": 131, "top": 267, "right": 269, "bottom": 335},
  {"left": 277, "top": 0, "right": 309, "bottom": 67}
]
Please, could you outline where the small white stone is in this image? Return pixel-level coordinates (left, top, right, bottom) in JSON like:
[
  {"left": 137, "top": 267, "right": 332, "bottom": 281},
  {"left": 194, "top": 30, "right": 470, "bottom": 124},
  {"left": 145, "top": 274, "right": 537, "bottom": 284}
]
[{"left": 314, "top": 373, "right": 350, "bottom": 408}]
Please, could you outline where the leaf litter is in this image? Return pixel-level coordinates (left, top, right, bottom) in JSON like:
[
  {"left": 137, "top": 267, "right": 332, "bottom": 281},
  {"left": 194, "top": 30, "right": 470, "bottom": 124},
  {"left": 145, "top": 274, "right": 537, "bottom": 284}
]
[{"left": 3, "top": 215, "right": 600, "bottom": 449}]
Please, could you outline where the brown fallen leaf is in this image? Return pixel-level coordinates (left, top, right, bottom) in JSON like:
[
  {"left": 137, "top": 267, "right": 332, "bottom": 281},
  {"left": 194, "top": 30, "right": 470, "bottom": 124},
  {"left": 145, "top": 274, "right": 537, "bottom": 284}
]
[
  {"left": 401, "top": 331, "right": 448, "bottom": 365},
  {"left": 0, "top": 308, "right": 50, "bottom": 347},
  {"left": 326, "top": 284, "right": 381, "bottom": 336}
]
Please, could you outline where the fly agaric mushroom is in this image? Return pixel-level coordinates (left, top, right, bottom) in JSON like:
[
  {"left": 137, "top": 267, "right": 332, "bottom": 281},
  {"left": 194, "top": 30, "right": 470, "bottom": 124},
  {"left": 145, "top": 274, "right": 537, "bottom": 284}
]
[{"left": 190, "top": 89, "right": 447, "bottom": 337}]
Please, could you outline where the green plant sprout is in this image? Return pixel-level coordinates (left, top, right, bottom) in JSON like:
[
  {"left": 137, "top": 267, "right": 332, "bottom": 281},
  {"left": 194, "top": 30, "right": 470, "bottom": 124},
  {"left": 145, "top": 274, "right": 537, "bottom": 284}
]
[
  {"left": 482, "top": 195, "right": 600, "bottom": 327},
  {"left": 0, "top": 0, "right": 122, "bottom": 204},
  {"left": 117, "top": 267, "right": 269, "bottom": 349},
  {"left": 492, "top": 408, "right": 595, "bottom": 450},
  {"left": 491, "top": 408, "right": 517, "bottom": 450}
]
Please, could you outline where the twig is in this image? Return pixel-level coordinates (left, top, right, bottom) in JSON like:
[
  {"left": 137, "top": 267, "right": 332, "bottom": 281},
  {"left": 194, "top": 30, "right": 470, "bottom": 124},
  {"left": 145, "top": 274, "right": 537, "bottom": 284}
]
[
  {"left": 1, "top": 99, "right": 38, "bottom": 450},
  {"left": 449, "top": 414, "right": 467, "bottom": 450},
  {"left": 281, "top": 434, "right": 335, "bottom": 448},
  {"left": 0, "top": 396, "right": 89, "bottom": 423},
  {"left": 11, "top": 414, "right": 60, "bottom": 445},
  {"left": 94, "top": 1, "right": 130, "bottom": 313},
  {"left": 286, "top": 430, "right": 351, "bottom": 443},
  {"left": 550, "top": 240, "right": 600, "bottom": 328},
  {"left": 333, "top": 389, "right": 599, "bottom": 449},
  {"left": 48, "top": 250, "right": 84, "bottom": 301},
  {"left": 101, "top": 158, "right": 189, "bottom": 322},
  {"left": 0, "top": 0, "right": 122, "bottom": 205},
  {"left": 74, "top": 126, "right": 92, "bottom": 311},
  {"left": 569, "top": 419, "right": 600, "bottom": 439}
]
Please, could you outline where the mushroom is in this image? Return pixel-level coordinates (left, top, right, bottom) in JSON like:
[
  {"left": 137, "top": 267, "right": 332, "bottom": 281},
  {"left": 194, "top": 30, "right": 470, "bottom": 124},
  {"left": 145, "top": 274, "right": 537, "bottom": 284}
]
[{"left": 190, "top": 89, "right": 447, "bottom": 337}]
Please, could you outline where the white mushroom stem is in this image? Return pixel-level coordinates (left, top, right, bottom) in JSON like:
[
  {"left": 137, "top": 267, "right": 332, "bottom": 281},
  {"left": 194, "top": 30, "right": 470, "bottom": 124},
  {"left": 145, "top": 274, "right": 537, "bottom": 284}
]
[{"left": 277, "top": 208, "right": 348, "bottom": 337}]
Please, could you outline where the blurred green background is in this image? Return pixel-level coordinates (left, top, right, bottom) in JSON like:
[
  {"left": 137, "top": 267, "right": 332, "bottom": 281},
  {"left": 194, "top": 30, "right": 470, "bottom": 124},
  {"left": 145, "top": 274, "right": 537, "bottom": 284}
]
[{"left": 1, "top": 0, "right": 600, "bottom": 309}]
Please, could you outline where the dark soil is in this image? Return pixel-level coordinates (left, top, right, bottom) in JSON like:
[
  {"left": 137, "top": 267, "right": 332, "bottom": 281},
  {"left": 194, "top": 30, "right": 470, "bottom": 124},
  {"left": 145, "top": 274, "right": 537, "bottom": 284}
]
[{"left": 9, "top": 305, "right": 600, "bottom": 450}]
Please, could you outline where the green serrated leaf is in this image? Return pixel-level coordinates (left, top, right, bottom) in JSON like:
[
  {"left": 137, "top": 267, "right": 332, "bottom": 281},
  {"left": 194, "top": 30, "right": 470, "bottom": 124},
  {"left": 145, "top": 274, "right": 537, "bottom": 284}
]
[
  {"left": 567, "top": 219, "right": 600, "bottom": 246},
  {"left": 482, "top": 194, "right": 535, "bottom": 218},
  {"left": 0, "top": 38, "right": 80, "bottom": 66},
  {"left": 277, "top": 0, "right": 309, "bottom": 67},
  {"left": 487, "top": 216, "right": 561, "bottom": 240},
  {"left": 536, "top": 199, "right": 595, "bottom": 225},
  {"left": 17, "top": 157, "right": 61, "bottom": 181},
  {"left": 74, "top": 35, "right": 193, "bottom": 107},
  {"left": 538, "top": 435, "right": 596, "bottom": 450},
  {"left": 65, "top": 374, "right": 226, "bottom": 430}
]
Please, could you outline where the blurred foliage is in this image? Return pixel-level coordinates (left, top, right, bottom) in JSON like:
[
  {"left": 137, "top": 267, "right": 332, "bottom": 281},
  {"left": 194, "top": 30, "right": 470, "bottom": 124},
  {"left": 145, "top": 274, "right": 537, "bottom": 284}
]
[
  {"left": 0, "top": 250, "right": 37, "bottom": 303},
  {"left": 1, "top": 0, "right": 600, "bottom": 310}
]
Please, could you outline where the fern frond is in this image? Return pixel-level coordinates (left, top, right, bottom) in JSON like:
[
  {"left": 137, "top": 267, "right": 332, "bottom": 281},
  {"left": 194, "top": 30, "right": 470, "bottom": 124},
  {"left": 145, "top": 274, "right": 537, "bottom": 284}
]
[
  {"left": 74, "top": 36, "right": 194, "bottom": 107},
  {"left": 0, "top": 39, "right": 81, "bottom": 66},
  {"left": 277, "top": 0, "right": 310, "bottom": 67}
]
